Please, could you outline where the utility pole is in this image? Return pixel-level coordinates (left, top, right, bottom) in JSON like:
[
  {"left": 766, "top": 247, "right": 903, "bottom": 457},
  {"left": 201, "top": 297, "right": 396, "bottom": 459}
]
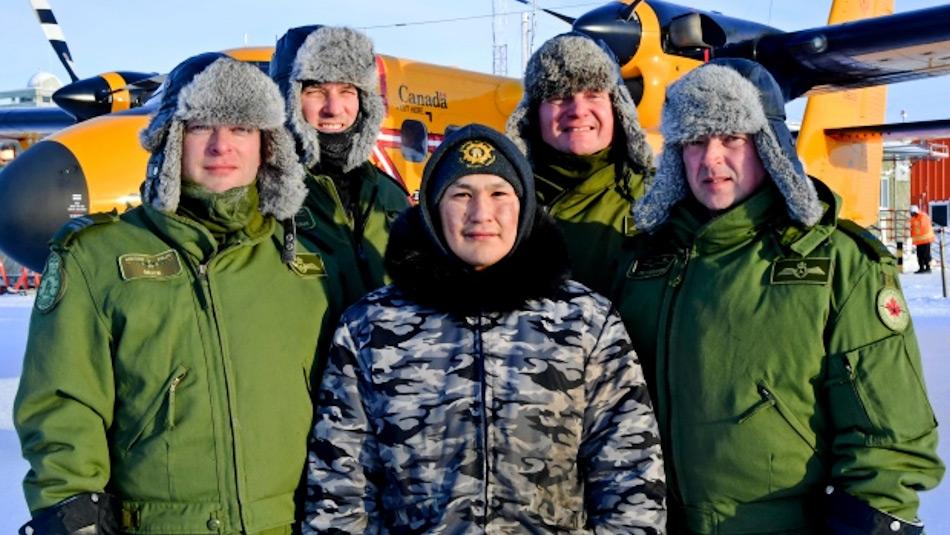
[{"left": 493, "top": 0, "right": 508, "bottom": 76}]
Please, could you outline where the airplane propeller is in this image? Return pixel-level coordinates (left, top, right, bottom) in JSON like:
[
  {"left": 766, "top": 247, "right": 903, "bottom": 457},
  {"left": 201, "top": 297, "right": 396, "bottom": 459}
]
[
  {"left": 511, "top": 0, "right": 577, "bottom": 25},
  {"left": 52, "top": 72, "right": 162, "bottom": 121},
  {"left": 572, "top": 1, "right": 644, "bottom": 66},
  {"left": 29, "top": 0, "right": 79, "bottom": 83}
]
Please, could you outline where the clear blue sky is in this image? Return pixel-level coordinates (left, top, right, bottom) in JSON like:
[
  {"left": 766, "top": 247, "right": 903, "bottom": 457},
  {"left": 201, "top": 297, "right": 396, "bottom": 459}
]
[{"left": 1, "top": 0, "right": 946, "bottom": 124}]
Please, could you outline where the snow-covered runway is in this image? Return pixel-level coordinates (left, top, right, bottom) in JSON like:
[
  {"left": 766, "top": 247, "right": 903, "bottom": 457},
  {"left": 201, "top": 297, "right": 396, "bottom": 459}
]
[{"left": 1, "top": 272, "right": 947, "bottom": 531}]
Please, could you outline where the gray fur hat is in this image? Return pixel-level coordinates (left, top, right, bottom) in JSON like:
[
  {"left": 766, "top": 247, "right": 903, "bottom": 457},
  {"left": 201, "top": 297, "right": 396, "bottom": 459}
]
[
  {"left": 271, "top": 25, "right": 385, "bottom": 172},
  {"left": 505, "top": 32, "right": 652, "bottom": 171},
  {"left": 140, "top": 52, "right": 305, "bottom": 219},
  {"left": 634, "top": 60, "right": 822, "bottom": 231}
]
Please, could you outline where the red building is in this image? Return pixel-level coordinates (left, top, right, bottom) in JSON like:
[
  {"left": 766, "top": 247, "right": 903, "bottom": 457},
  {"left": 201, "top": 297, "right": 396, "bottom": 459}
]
[{"left": 911, "top": 137, "right": 950, "bottom": 206}]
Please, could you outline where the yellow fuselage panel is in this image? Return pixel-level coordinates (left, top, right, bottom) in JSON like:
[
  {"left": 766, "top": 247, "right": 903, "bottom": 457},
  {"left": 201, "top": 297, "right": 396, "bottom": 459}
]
[{"left": 52, "top": 114, "right": 150, "bottom": 214}]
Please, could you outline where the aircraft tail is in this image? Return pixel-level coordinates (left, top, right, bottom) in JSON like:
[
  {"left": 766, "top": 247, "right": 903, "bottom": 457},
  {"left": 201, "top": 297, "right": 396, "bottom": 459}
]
[{"left": 796, "top": 0, "right": 894, "bottom": 227}]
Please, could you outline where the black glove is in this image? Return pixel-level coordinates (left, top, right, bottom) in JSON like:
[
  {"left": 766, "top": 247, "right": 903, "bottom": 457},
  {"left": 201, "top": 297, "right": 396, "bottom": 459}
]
[
  {"left": 824, "top": 485, "right": 924, "bottom": 535},
  {"left": 19, "top": 492, "right": 121, "bottom": 535}
]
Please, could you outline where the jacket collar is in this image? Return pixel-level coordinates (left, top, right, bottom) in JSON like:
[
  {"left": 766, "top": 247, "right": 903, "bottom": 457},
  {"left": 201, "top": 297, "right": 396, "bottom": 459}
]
[
  {"left": 666, "top": 178, "right": 837, "bottom": 256},
  {"left": 140, "top": 202, "right": 275, "bottom": 263}
]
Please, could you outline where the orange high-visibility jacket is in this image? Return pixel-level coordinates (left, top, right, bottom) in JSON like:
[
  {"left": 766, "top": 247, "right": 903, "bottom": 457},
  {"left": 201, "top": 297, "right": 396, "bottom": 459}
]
[{"left": 910, "top": 212, "right": 936, "bottom": 245}]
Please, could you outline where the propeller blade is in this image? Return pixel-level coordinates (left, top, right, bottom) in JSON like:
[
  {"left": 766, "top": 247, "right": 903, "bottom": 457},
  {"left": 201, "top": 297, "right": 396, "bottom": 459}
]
[
  {"left": 511, "top": 0, "right": 576, "bottom": 25},
  {"left": 572, "top": 1, "right": 643, "bottom": 66},
  {"left": 29, "top": 0, "right": 79, "bottom": 83}
]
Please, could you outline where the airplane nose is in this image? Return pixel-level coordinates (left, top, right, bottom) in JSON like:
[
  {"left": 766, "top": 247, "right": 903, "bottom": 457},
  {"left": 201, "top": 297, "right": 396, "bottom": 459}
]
[{"left": 0, "top": 140, "right": 88, "bottom": 272}]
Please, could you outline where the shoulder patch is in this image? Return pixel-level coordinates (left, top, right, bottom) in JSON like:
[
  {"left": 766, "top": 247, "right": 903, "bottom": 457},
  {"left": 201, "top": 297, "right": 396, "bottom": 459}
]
[
  {"left": 51, "top": 211, "right": 120, "bottom": 251},
  {"left": 770, "top": 257, "right": 833, "bottom": 285},
  {"left": 289, "top": 252, "right": 327, "bottom": 278},
  {"left": 118, "top": 250, "right": 183, "bottom": 281},
  {"left": 876, "top": 287, "right": 910, "bottom": 332},
  {"left": 35, "top": 252, "right": 66, "bottom": 313},
  {"left": 837, "top": 219, "right": 893, "bottom": 262}
]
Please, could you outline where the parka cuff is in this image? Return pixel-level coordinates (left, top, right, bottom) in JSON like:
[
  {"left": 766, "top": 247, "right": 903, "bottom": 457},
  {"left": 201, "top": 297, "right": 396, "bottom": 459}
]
[
  {"left": 19, "top": 492, "right": 121, "bottom": 535},
  {"left": 824, "top": 486, "right": 923, "bottom": 535}
]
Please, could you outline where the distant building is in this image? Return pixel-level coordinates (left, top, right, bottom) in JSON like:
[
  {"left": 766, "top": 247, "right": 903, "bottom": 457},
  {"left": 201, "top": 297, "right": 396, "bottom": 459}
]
[
  {"left": 878, "top": 139, "right": 949, "bottom": 244},
  {"left": 0, "top": 72, "right": 63, "bottom": 108},
  {"left": 911, "top": 137, "right": 950, "bottom": 227}
]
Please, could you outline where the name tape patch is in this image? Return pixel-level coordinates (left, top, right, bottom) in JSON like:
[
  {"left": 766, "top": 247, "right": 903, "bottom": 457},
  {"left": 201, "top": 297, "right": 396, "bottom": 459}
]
[
  {"left": 626, "top": 254, "right": 676, "bottom": 280},
  {"left": 119, "top": 250, "right": 183, "bottom": 281},
  {"left": 290, "top": 253, "right": 327, "bottom": 278}
]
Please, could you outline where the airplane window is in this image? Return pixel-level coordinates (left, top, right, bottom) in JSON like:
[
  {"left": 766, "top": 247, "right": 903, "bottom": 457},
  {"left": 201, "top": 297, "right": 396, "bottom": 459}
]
[{"left": 401, "top": 119, "right": 428, "bottom": 163}]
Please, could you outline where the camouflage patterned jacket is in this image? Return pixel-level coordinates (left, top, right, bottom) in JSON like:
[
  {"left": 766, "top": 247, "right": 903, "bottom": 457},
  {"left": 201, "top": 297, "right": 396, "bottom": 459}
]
[{"left": 305, "top": 207, "right": 666, "bottom": 533}]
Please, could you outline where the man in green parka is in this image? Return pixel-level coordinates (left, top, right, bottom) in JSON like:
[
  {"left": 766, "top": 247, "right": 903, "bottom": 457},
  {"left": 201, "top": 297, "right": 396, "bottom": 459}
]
[
  {"left": 612, "top": 59, "right": 943, "bottom": 534},
  {"left": 506, "top": 32, "right": 654, "bottom": 295},
  {"left": 14, "top": 53, "right": 335, "bottom": 534},
  {"left": 270, "top": 25, "right": 410, "bottom": 309}
]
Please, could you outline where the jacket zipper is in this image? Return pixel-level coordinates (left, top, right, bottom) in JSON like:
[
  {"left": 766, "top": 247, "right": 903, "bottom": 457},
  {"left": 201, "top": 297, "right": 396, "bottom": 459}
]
[
  {"left": 474, "top": 314, "right": 489, "bottom": 528},
  {"left": 755, "top": 383, "right": 819, "bottom": 452},
  {"left": 167, "top": 371, "right": 187, "bottom": 429},
  {"left": 323, "top": 173, "right": 378, "bottom": 290},
  {"left": 194, "top": 250, "right": 249, "bottom": 533},
  {"left": 658, "top": 246, "right": 693, "bottom": 506}
]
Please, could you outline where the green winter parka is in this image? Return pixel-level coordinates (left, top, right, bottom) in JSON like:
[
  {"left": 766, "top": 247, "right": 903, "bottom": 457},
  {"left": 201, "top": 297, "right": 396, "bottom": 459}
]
[
  {"left": 15, "top": 200, "right": 334, "bottom": 534},
  {"left": 610, "top": 181, "right": 943, "bottom": 534},
  {"left": 295, "top": 162, "right": 409, "bottom": 309},
  {"left": 534, "top": 147, "right": 648, "bottom": 296}
]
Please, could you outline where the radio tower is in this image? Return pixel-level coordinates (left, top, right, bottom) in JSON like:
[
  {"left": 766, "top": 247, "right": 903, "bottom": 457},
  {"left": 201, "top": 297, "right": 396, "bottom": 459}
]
[{"left": 492, "top": 0, "right": 508, "bottom": 76}]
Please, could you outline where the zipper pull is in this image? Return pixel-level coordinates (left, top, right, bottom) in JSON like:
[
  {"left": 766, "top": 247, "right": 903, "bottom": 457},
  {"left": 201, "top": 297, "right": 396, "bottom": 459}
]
[
  {"left": 738, "top": 385, "right": 776, "bottom": 423},
  {"left": 168, "top": 372, "right": 186, "bottom": 429}
]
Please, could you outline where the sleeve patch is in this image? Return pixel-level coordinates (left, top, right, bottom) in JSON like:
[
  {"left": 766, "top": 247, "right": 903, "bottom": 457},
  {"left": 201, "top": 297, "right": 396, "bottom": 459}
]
[
  {"left": 876, "top": 287, "right": 910, "bottom": 332},
  {"left": 35, "top": 252, "right": 66, "bottom": 313}
]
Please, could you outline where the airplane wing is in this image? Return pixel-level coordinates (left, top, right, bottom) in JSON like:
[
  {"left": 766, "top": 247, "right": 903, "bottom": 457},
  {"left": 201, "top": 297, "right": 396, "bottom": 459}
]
[
  {"left": 0, "top": 107, "right": 76, "bottom": 140},
  {"left": 826, "top": 119, "right": 950, "bottom": 141},
  {"left": 718, "top": 4, "right": 950, "bottom": 99}
]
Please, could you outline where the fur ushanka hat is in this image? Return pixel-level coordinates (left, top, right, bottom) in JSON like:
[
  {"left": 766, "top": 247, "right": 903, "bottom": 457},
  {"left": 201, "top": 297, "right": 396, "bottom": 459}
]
[
  {"left": 139, "top": 52, "right": 305, "bottom": 220},
  {"left": 505, "top": 32, "right": 653, "bottom": 171},
  {"left": 270, "top": 25, "right": 384, "bottom": 173},
  {"left": 634, "top": 59, "right": 822, "bottom": 231}
]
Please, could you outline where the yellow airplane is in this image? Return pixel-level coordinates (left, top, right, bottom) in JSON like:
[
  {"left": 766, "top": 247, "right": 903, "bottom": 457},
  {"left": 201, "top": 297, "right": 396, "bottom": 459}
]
[{"left": 1, "top": 0, "right": 949, "bottom": 272}]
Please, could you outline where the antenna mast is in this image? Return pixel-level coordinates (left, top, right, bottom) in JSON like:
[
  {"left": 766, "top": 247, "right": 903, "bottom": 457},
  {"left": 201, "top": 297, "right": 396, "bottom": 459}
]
[
  {"left": 492, "top": 0, "right": 508, "bottom": 76},
  {"left": 521, "top": 0, "right": 536, "bottom": 72}
]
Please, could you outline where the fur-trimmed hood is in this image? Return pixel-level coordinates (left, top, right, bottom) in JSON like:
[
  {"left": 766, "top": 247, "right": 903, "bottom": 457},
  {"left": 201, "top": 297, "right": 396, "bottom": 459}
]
[
  {"left": 634, "top": 59, "right": 822, "bottom": 232},
  {"left": 505, "top": 32, "right": 653, "bottom": 172},
  {"left": 270, "top": 25, "right": 384, "bottom": 173},
  {"left": 385, "top": 206, "right": 571, "bottom": 316},
  {"left": 139, "top": 53, "right": 305, "bottom": 220}
]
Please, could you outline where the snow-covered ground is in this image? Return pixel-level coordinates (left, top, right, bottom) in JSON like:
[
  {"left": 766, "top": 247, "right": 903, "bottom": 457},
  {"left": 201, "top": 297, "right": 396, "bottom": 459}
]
[{"left": 0, "top": 268, "right": 948, "bottom": 531}]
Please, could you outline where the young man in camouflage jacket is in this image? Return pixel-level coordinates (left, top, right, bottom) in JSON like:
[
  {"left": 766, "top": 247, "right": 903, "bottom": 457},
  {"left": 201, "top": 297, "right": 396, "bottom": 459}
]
[{"left": 306, "top": 124, "right": 665, "bottom": 533}]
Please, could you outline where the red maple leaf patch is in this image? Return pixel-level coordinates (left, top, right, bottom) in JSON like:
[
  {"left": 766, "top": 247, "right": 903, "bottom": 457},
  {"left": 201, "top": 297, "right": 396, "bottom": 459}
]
[{"left": 885, "top": 297, "right": 903, "bottom": 317}]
